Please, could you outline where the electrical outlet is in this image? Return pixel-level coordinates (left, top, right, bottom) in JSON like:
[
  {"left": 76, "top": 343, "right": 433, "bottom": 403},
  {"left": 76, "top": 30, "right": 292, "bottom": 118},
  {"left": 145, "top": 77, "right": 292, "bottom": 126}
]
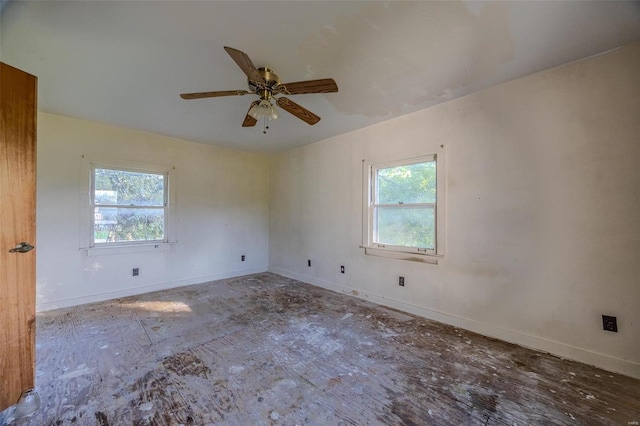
[
  {"left": 602, "top": 315, "right": 617, "bottom": 332},
  {"left": 132, "top": 268, "right": 139, "bottom": 277},
  {"left": 399, "top": 276, "right": 405, "bottom": 287},
  {"left": 340, "top": 265, "right": 345, "bottom": 274},
  {"left": 308, "top": 259, "right": 311, "bottom": 267},
  {"left": 241, "top": 255, "right": 246, "bottom": 262}
]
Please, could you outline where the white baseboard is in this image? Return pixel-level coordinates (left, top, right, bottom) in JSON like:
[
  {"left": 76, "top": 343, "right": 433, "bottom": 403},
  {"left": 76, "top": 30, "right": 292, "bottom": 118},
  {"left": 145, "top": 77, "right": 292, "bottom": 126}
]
[
  {"left": 268, "top": 266, "right": 640, "bottom": 379},
  {"left": 36, "top": 266, "right": 268, "bottom": 312}
]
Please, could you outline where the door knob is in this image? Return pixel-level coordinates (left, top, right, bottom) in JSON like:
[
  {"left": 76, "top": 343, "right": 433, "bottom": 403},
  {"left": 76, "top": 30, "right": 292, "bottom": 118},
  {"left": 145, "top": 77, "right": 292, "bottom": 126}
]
[{"left": 9, "top": 242, "right": 34, "bottom": 253}]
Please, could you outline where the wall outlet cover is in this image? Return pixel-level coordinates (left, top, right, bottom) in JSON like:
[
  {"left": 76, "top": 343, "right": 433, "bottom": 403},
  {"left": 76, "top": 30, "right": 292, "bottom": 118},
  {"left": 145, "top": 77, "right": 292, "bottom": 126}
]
[{"left": 602, "top": 315, "right": 618, "bottom": 332}]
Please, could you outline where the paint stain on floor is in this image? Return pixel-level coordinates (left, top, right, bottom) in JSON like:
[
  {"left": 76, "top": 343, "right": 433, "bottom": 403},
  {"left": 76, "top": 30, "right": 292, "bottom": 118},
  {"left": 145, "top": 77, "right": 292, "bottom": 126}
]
[{"left": 162, "top": 352, "right": 210, "bottom": 379}]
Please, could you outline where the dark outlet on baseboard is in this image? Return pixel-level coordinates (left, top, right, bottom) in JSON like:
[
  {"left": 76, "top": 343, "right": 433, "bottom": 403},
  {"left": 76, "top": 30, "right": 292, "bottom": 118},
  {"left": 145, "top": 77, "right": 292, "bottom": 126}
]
[
  {"left": 602, "top": 315, "right": 617, "bottom": 332},
  {"left": 241, "top": 255, "right": 246, "bottom": 262},
  {"left": 340, "top": 265, "right": 345, "bottom": 274},
  {"left": 132, "top": 268, "right": 139, "bottom": 277},
  {"left": 399, "top": 276, "right": 405, "bottom": 287}
]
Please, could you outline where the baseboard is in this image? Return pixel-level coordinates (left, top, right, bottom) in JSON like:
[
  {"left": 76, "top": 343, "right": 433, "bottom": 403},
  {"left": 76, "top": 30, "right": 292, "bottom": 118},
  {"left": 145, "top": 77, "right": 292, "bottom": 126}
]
[
  {"left": 36, "top": 266, "right": 268, "bottom": 312},
  {"left": 268, "top": 266, "right": 640, "bottom": 379}
]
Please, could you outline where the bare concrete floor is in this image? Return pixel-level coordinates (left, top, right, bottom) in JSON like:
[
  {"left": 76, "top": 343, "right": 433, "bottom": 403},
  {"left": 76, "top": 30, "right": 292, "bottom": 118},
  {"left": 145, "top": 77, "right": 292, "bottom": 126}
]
[{"left": 2, "top": 272, "right": 639, "bottom": 425}]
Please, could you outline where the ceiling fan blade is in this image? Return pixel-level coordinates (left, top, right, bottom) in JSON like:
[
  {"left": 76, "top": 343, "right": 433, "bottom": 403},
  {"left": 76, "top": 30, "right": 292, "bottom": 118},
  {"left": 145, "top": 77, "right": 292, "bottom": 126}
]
[
  {"left": 242, "top": 101, "right": 259, "bottom": 127},
  {"left": 180, "top": 90, "right": 249, "bottom": 100},
  {"left": 276, "top": 78, "right": 338, "bottom": 95},
  {"left": 276, "top": 97, "right": 320, "bottom": 125},
  {"left": 224, "top": 46, "right": 265, "bottom": 85}
]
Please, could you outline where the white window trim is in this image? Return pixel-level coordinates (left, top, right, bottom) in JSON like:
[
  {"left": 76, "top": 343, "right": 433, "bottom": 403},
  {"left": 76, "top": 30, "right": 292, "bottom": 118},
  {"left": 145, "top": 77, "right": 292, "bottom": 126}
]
[
  {"left": 79, "top": 156, "right": 177, "bottom": 256},
  {"left": 362, "top": 146, "right": 446, "bottom": 263}
]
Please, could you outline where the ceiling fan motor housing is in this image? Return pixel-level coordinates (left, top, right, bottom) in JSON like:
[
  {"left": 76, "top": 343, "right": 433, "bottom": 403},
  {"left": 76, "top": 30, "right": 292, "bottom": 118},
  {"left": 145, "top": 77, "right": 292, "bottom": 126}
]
[{"left": 249, "top": 67, "right": 281, "bottom": 97}]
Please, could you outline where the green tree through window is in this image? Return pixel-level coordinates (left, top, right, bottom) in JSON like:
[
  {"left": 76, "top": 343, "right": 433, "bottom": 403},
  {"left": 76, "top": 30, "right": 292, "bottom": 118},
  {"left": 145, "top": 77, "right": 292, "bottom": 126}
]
[
  {"left": 93, "top": 168, "right": 166, "bottom": 244},
  {"left": 373, "top": 158, "right": 436, "bottom": 250}
]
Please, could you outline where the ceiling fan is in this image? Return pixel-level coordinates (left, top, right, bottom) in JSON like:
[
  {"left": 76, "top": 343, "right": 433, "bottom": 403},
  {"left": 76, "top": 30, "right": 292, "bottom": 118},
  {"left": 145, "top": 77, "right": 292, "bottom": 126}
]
[{"left": 180, "top": 47, "right": 339, "bottom": 133}]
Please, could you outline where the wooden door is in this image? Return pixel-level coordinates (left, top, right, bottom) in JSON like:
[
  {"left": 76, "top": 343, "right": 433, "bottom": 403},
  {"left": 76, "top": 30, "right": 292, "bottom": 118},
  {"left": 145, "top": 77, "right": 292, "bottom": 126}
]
[{"left": 0, "top": 62, "right": 37, "bottom": 411}]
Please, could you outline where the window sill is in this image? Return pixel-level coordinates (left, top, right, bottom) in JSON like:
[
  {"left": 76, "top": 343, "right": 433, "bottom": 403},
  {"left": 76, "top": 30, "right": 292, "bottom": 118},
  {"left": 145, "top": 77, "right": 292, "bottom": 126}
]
[
  {"left": 82, "top": 242, "right": 172, "bottom": 257},
  {"left": 361, "top": 246, "right": 440, "bottom": 264}
]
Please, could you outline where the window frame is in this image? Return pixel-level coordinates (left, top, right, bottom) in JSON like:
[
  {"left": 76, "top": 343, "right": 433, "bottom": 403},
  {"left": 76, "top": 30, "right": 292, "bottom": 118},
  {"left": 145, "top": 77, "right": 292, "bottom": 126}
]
[
  {"left": 370, "top": 155, "right": 437, "bottom": 255},
  {"left": 80, "top": 156, "right": 176, "bottom": 255},
  {"left": 362, "top": 149, "right": 445, "bottom": 263}
]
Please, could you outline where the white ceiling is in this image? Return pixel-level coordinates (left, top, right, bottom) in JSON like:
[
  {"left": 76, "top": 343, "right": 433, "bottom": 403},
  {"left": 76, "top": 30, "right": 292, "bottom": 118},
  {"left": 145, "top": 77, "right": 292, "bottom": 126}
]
[{"left": 1, "top": 1, "right": 639, "bottom": 153}]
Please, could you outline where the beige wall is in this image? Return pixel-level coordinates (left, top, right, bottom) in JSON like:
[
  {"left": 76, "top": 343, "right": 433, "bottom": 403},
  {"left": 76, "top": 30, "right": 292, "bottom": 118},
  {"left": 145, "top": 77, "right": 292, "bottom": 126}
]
[
  {"left": 34, "top": 43, "right": 639, "bottom": 378},
  {"left": 36, "top": 113, "right": 270, "bottom": 310},
  {"left": 268, "top": 43, "right": 640, "bottom": 377}
]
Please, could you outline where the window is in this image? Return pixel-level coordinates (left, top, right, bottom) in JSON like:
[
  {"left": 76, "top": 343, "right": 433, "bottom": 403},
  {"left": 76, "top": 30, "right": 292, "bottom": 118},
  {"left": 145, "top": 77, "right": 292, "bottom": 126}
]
[
  {"left": 363, "top": 152, "right": 445, "bottom": 263},
  {"left": 81, "top": 157, "right": 175, "bottom": 254}
]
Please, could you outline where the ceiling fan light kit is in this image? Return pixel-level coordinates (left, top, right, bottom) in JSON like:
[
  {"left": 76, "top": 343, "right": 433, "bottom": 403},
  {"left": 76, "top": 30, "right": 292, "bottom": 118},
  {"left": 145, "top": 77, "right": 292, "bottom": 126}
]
[
  {"left": 180, "top": 47, "right": 338, "bottom": 134},
  {"left": 248, "top": 99, "right": 279, "bottom": 121},
  {"left": 249, "top": 98, "right": 279, "bottom": 134}
]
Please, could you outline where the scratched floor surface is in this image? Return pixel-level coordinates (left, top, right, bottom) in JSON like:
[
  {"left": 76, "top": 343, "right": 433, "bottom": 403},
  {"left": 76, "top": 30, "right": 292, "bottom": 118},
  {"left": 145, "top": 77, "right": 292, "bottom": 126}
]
[{"left": 2, "top": 272, "right": 639, "bottom": 425}]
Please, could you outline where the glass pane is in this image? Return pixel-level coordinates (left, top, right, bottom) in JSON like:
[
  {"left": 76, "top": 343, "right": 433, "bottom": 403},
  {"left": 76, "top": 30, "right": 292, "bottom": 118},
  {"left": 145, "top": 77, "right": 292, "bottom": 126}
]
[
  {"left": 94, "top": 207, "right": 164, "bottom": 243},
  {"left": 374, "top": 206, "right": 435, "bottom": 249},
  {"left": 376, "top": 161, "right": 435, "bottom": 204},
  {"left": 94, "top": 168, "right": 164, "bottom": 206}
]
